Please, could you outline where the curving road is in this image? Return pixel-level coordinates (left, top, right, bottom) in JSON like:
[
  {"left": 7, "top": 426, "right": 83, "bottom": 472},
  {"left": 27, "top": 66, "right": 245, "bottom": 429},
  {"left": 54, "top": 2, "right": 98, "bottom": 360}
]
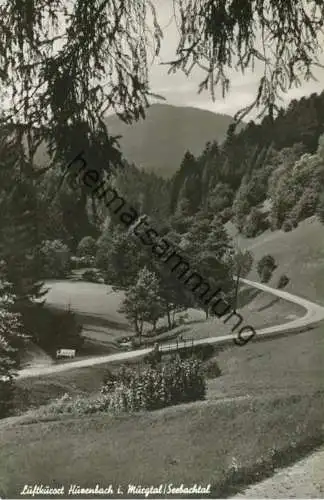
[{"left": 17, "top": 278, "right": 324, "bottom": 380}]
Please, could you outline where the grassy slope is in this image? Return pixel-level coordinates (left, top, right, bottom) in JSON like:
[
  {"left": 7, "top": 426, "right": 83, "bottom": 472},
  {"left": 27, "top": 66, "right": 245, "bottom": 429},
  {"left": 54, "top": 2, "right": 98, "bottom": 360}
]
[
  {"left": 2, "top": 325, "right": 324, "bottom": 498},
  {"left": 2, "top": 216, "right": 324, "bottom": 498},
  {"left": 227, "top": 215, "right": 324, "bottom": 304},
  {"left": 43, "top": 278, "right": 305, "bottom": 346}
]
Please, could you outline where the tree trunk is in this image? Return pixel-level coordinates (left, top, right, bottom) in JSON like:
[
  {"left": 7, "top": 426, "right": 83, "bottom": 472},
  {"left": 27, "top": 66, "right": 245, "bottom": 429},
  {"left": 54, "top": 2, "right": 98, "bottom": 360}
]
[
  {"left": 234, "top": 268, "right": 241, "bottom": 311},
  {"left": 166, "top": 304, "right": 172, "bottom": 330},
  {"left": 172, "top": 309, "right": 176, "bottom": 328}
]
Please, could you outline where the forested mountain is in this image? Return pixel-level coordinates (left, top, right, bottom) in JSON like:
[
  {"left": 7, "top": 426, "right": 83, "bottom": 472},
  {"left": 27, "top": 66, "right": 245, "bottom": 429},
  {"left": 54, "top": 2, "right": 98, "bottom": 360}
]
[
  {"left": 32, "top": 104, "right": 245, "bottom": 178},
  {"left": 170, "top": 90, "right": 324, "bottom": 238},
  {"left": 27, "top": 89, "right": 324, "bottom": 247},
  {"left": 104, "top": 104, "right": 245, "bottom": 178}
]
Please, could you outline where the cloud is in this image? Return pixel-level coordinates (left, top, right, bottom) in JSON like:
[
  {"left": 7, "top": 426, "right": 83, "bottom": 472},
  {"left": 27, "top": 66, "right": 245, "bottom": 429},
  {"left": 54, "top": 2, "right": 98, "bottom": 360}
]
[{"left": 149, "top": 2, "right": 324, "bottom": 118}]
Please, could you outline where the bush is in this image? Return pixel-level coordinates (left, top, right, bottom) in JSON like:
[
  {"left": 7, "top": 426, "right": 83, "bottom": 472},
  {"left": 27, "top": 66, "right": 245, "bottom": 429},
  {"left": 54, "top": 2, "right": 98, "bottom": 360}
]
[
  {"left": 46, "top": 393, "right": 109, "bottom": 416},
  {"left": 130, "top": 337, "right": 142, "bottom": 349},
  {"left": 101, "top": 369, "right": 118, "bottom": 394},
  {"left": 257, "top": 255, "right": 277, "bottom": 283},
  {"left": 20, "top": 303, "right": 84, "bottom": 355},
  {"left": 39, "top": 239, "right": 71, "bottom": 278},
  {"left": 259, "top": 267, "right": 273, "bottom": 284},
  {"left": 242, "top": 208, "right": 269, "bottom": 238},
  {"left": 176, "top": 343, "right": 216, "bottom": 361},
  {"left": 204, "top": 358, "right": 222, "bottom": 379},
  {"left": 77, "top": 236, "right": 97, "bottom": 259},
  {"left": 0, "top": 378, "right": 15, "bottom": 418},
  {"left": 0, "top": 287, "right": 25, "bottom": 419},
  {"left": 293, "top": 188, "right": 319, "bottom": 222},
  {"left": 317, "top": 191, "right": 324, "bottom": 225},
  {"left": 101, "top": 357, "right": 206, "bottom": 413},
  {"left": 282, "top": 220, "right": 293, "bottom": 232},
  {"left": 43, "top": 358, "right": 207, "bottom": 417},
  {"left": 81, "top": 269, "right": 103, "bottom": 283},
  {"left": 277, "top": 274, "right": 290, "bottom": 289},
  {"left": 191, "top": 343, "right": 216, "bottom": 361},
  {"left": 143, "top": 345, "right": 162, "bottom": 367},
  {"left": 70, "top": 255, "right": 96, "bottom": 269},
  {"left": 219, "top": 207, "right": 233, "bottom": 224}
]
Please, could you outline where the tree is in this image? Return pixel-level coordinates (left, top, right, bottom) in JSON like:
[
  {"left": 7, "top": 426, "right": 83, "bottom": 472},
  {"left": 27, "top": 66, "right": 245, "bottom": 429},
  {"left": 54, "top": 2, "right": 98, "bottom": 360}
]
[
  {"left": 231, "top": 249, "right": 254, "bottom": 309},
  {"left": 2, "top": 0, "right": 323, "bottom": 139},
  {"left": 257, "top": 255, "right": 277, "bottom": 283},
  {"left": 0, "top": 281, "right": 26, "bottom": 418},
  {"left": 232, "top": 182, "right": 252, "bottom": 232},
  {"left": 233, "top": 250, "right": 253, "bottom": 280},
  {"left": 180, "top": 215, "right": 234, "bottom": 318},
  {"left": 77, "top": 236, "right": 97, "bottom": 260},
  {"left": 317, "top": 191, "right": 324, "bottom": 225},
  {"left": 277, "top": 274, "right": 290, "bottom": 289},
  {"left": 243, "top": 207, "right": 269, "bottom": 238},
  {"left": 0, "top": 130, "right": 45, "bottom": 306},
  {"left": 118, "top": 267, "right": 164, "bottom": 340},
  {"left": 39, "top": 239, "right": 71, "bottom": 279},
  {"left": 97, "top": 227, "right": 148, "bottom": 289},
  {"left": 208, "top": 183, "right": 234, "bottom": 214},
  {"left": 269, "top": 146, "right": 324, "bottom": 228},
  {"left": 171, "top": 183, "right": 194, "bottom": 234},
  {"left": 39, "top": 166, "right": 96, "bottom": 247},
  {"left": 288, "top": 186, "right": 319, "bottom": 223}
]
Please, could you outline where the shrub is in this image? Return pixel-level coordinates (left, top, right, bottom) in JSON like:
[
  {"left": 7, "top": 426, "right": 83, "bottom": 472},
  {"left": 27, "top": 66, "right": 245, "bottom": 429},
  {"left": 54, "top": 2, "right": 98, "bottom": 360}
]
[
  {"left": 277, "top": 274, "right": 290, "bottom": 289},
  {"left": 0, "top": 377, "right": 15, "bottom": 418},
  {"left": 0, "top": 286, "right": 25, "bottom": 418},
  {"left": 101, "top": 357, "right": 206, "bottom": 413},
  {"left": 39, "top": 239, "right": 71, "bottom": 278},
  {"left": 282, "top": 220, "right": 293, "bottom": 232},
  {"left": 242, "top": 208, "right": 269, "bottom": 238},
  {"left": 77, "top": 236, "right": 97, "bottom": 259},
  {"left": 81, "top": 269, "right": 103, "bottom": 283},
  {"left": 293, "top": 188, "right": 319, "bottom": 222},
  {"left": 70, "top": 256, "right": 83, "bottom": 269},
  {"left": 46, "top": 393, "right": 109, "bottom": 416},
  {"left": 204, "top": 358, "right": 222, "bottom": 379},
  {"left": 70, "top": 255, "right": 96, "bottom": 269},
  {"left": 143, "top": 346, "right": 162, "bottom": 368},
  {"left": 131, "top": 337, "right": 142, "bottom": 349},
  {"left": 219, "top": 207, "right": 233, "bottom": 224},
  {"left": 317, "top": 191, "right": 324, "bottom": 225},
  {"left": 176, "top": 343, "right": 215, "bottom": 361},
  {"left": 20, "top": 303, "right": 83, "bottom": 355},
  {"left": 191, "top": 343, "right": 216, "bottom": 361},
  {"left": 257, "top": 255, "right": 277, "bottom": 283},
  {"left": 42, "top": 358, "right": 207, "bottom": 417},
  {"left": 101, "top": 369, "right": 118, "bottom": 394},
  {"left": 259, "top": 267, "right": 273, "bottom": 283}
]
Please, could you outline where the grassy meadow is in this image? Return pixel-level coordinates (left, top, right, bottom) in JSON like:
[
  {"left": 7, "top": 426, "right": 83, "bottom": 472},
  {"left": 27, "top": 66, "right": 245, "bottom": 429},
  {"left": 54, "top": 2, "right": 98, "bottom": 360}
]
[{"left": 1, "top": 215, "right": 324, "bottom": 498}]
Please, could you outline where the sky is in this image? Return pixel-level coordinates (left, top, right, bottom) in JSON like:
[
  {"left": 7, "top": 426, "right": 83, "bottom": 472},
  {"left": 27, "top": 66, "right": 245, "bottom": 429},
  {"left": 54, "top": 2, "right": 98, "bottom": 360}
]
[
  {"left": 2, "top": 1, "right": 324, "bottom": 122},
  {"left": 148, "top": 1, "right": 324, "bottom": 119}
]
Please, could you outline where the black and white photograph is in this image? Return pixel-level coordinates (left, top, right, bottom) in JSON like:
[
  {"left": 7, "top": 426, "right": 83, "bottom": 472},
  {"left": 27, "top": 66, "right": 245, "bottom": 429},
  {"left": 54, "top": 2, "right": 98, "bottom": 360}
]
[{"left": 1, "top": 1, "right": 324, "bottom": 498}]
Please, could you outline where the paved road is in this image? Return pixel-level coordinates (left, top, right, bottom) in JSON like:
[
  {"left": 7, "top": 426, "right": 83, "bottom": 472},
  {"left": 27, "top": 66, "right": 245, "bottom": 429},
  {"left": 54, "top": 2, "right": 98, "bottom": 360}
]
[{"left": 17, "top": 278, "right": 324, "bottom": 380}]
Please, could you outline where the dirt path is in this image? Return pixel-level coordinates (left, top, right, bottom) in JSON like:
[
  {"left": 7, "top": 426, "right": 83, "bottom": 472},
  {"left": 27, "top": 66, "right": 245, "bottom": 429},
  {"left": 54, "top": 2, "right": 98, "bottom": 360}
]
[{"left": 232, "top": 446, "right": 324, "bottom": 498}]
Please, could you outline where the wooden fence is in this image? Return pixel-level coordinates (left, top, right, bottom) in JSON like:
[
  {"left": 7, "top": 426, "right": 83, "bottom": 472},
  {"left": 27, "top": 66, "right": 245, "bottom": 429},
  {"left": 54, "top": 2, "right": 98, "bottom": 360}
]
[{"left": 158, "top": 337, "right": 195, "bottom": 355}]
